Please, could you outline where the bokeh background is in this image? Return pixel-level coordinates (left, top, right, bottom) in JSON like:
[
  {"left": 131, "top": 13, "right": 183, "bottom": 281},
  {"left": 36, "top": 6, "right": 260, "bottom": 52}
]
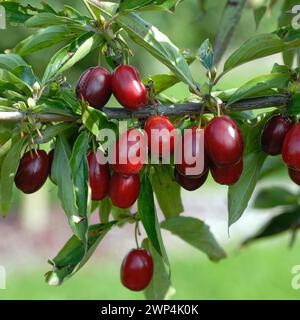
[{"left": 0, "top": 0, "right": 300, "bottom": 300}]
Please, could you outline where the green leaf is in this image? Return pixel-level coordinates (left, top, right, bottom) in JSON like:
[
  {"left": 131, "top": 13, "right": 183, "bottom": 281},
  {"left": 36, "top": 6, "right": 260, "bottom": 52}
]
[
  {"left": 0, "top": 54, "right": 28, "bottom": 72},
  {"left": 161, "top": 216, "right": 226, "bottom": 262},
  {"left": 0, "top": 68, "right": 32, "bottom": 96},
  {"left": 150, "top": 165, "right": 183, "bottom": 218},
  {"left": 214, "top": 0, "right": 247, "bottom": 65},
  {"left": 34, "top": 123, "right": 74, "bottom": 144},
  {"left": 45, "top": 222, "right": 115, "bottom": 285},
  {"left": 25, "top": 12, "right": 82, "bottom": 28},
  {"left": 243, "top": 208, "right": 300, "bottom": 245},
  {"left": 143, "top": 74, "right": 179, "bottom": 95},
  {"left": 227, "top": 73, "right": 291, "bottom": 105},
  {"left": 253, "top": 187, "right": 298, "bottom": 209},
  {"left": 15, "top": 25, "right": 84, "bottom": 56},
  {"left": 99, "top": 197, "right": 111, "bottom": 224},
  {"left": 287, "top": 92, "right": 300, "bottom": 116},
  {"left": 94, "top": 1, "right": 195, "bottom": 89},
  {"left": 42, "top": 32, "right": 104, "bottom": 84},
  {"left": 138, "top": 173, "right": 167, "bottom": 260},
  {"left": 254, "top": 6, "right": 267, "bottom": 30},
  {"left": 70, "top": 131, "right": 90, "bottom": 237},
  {"left": 118, "top": 0, "right": 184, "bottom": 12},
  {"left": 52, "top": 134, "right": 87, "bottom": 243},
  {"left": 0, "top": 136, "right": 25, "bottom": 214},
  {"left": 224, "top": 32, "right": 300, "bottom": 73},
  {"left": 12, "top": 65, "right": 36, "bottom": 87},
  {"left": 143, "top": 238, "right": 175, "bottom": 300},
  {"left": 259, "top": 156, "right": 285, "bottom": 179},
  {"left": 82, "top": 105, "right": 108, "bottom": 136},
  {"left": 197, "top": 38, "right": 214, "bottom": 71}
]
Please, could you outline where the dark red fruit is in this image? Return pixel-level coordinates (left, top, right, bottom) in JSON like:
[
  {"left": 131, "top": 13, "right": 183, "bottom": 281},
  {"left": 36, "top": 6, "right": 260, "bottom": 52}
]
[
  {"left": 175, "top": 127, "right": 207, "bottom": 177},
  {"left": 282, "top": 122, "right": 300, "bottom": 170},
  {"left": 15, "top": 150, "right": 49, "bottom": 194},
  {"left": 210, "top": 159, "right": 243, "bottom": 186},
  {"left": 144, "top": 115, "right": 177, "bottom": 156},
  {"left": 174, "top": 168, "right": 208, "bottom": 191},
  {"left": 288, "top": 167, "right": 300, "bottom": 186},
  {"left": 88, "top": 151, "right": 110, "bottom": 201},
  {"left": 261, "top": 115, "right": 293, "bottom": 155},
  {"left": 121, "top": 248, "right": 153, "bottom": 291},
  {"left": 76, "top": 67, "right": 112, "bottom": 109},
  {"left": 112, "top": 65, "right": 148, "bottom": 111},
  {"left": 112, "top": 128, "right": 147, "bottom": 175},
  {"left": 109, "top": 173, "right": 140, "bottom": 209},
  {"left": 205, "top": 116, "right": 244, "bottom": 167}
]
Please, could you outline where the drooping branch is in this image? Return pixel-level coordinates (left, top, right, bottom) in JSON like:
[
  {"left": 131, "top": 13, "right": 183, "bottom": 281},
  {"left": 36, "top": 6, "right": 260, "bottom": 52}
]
[{"left": 0, "top": 94, "right": 290, "bottom": 123}]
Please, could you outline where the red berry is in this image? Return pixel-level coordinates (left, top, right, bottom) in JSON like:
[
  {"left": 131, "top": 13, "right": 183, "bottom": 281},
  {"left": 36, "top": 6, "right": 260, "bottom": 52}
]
[
  {"left": 76, "top": 67, "right": 112, "bottom": 109},
  {"left": 109, "top": 173, "right": 140, "bottom": 209},
  {"left": 88, "top": 151, "right": 110, "bottom": 201},
  {"left": 282, "top": 122, "right": 300, "bottom": 170},
  {"left": 261, "top": 115, "right": 293, "bottom": 155},
  {"left": 121, "top": 248, "right": 153, "bottom": 291},
  {"left": 288, "top": 167, "right": 300, "bottom": 185},
  {"left": 174, "top": 168, "right": 208, "bottom": 191},
  {"left": 175, "top": 127, "right": 207, "bottom": 176},
  {"left": 112, "top": 128, "right": 147, "bottom": 175},
  {"left": 210, "top": 159, "right": 243, "bottom": 186},
  {"left": 112, "top": 65, "right": 148, "bottom": 111},
  {"left": 144, "top": 115, "right": 177, "bottom": 156},
  {"left": 205, "top": 116, "right": 244, "bottom": 167},
  {"left": 15, "top": 150, "right": 49, "bottom": 194}
]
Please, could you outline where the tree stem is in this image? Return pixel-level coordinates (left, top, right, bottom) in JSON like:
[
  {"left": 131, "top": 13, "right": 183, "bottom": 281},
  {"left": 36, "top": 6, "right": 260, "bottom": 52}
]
[{"left": 0, "top": 95, "right": 290, "bottom": 123}]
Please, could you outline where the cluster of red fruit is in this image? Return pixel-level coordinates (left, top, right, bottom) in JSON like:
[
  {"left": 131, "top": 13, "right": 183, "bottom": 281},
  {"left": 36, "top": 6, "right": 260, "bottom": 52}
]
[{"left": 261, "top": 115, "right": 300, "bottom": 185}]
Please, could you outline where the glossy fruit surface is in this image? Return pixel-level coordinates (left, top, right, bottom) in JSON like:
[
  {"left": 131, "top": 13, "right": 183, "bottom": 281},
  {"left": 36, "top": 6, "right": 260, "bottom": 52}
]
[
  {"left": 261, "top": 115, "right": 293, "bottom": 155},
  {"left": 174, "top": 168, "right": 208, "bottom": 191},
  {"left": 288, "top": 167, "right": 300, "bottom": 185},
  {"left": 210, "top": 159, "right": 243, "bottom": 186},
  {"left": 15, "top": 150, "right": 49, "bottom": 194},
  {"left": 76, "top": 67, "right": 112, "bottom": 109},
  {"left": 121, "top": 248, "right": 154, "bottom": 291},
  {"left": 112, "top": 65, "right": 148, "bottom": 111},
  {"left": 282, "top": 122, "right": 300, "bottom": 169},
  {"left": 175, "top": 127, "right": 207, "bottom": 177},
  {"left": 88, "top": 151, "right": 110, "bottom": 201},
  {"left": 205, "top": 116, "right": 244, "bottom": 167},
  {"left": 109, "top": 173, "right": 140, "bottom": 209},
  {"left": 112, "top": 128, "right": 147, "bottom": 175},
  {"left": 144, "top": 115, "right": 177, "bottom": 156}
]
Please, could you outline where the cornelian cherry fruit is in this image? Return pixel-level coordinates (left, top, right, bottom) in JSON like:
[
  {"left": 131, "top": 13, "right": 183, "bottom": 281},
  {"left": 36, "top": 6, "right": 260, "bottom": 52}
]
[
  {"left": 210, "top": 159, "right": 243, "bottom": 186},
  {"left": 174, "top": 168, "right": 208, "bottom": 191},
  {"left": 282, "top": 122, "right": 300, "bottom": 170}
]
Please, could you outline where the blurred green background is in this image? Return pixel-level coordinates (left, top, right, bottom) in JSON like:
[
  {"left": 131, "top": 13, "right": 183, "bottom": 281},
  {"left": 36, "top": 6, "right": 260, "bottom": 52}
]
[{"left": 1, "top": 0, "right": 300, "bottom": 300}]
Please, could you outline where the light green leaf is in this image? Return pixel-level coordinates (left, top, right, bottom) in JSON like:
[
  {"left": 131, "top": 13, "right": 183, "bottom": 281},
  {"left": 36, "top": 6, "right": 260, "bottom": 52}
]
[
  {"left": 143, "top": 74, "right": 179, "bottom": 95},
  {"left": 25, "top": 12, "right": 82, "bottom": 28},
  {"left": 0, "top": 54, "right": 28, "bottom": 71},
  {"left": 99, "top": 197, "right": 111, "bottom": 224},
  {"left": 82, "top": 105, "right": 108, "bottom": 137},
  {"left": 0, "top": 68, "right": 32, "bottom": 95},
  {"left": 34, "top": 123, "right": 74, "bottom": 144},
  {"left": 197, "top": 38, "right": 214, "bottom": 70}
]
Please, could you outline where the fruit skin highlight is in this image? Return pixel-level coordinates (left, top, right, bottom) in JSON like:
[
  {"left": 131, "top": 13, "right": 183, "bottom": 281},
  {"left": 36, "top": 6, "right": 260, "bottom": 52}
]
[{"left": 121, "top": 248, "right": 154, "bottom": 291}]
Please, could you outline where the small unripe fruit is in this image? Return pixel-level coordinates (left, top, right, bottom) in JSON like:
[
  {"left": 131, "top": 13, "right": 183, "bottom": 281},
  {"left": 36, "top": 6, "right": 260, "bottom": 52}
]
[
  {"left": 288, "top": 167, "right": 300, "bottom": 186},
  {"left": 282, "top": 122, "right": 300, "bottom": 170},
  {"left": 88, "top": 151, "right": 110, "bottom": 201},
  {"left": 261, "top": 115, "right": 293, "bottom": 155},
  {"left": 144, "top": 115, "right": 177, "bottom": 156},
  {"left": 174, "top": 168, "right": 208, "bottom": 191},
  {"left": 109, "top": 173, "right": 140, "bottom": 209},
  {"left": 121, "top": 248, "right": 154, "bottom": 291},
  {"left": 112, "top": 65, "right": 148, "bottom": 111},
  {"left": 15, "top": 150, "right": 49, "bottom": 194},
  {"left": 210, "top": 159, "right": 243, "bottom": 186},
  {"left": 76, "top": 67, "right": 112, "bottom": 109},
  {"left": 205, "top": 116, "right": 244, "bottom": 167}
]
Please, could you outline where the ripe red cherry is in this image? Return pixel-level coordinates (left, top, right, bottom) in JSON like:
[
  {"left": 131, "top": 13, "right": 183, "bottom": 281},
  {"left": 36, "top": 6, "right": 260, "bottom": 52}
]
[
  {"left": 76, "top": 67, "right": 112, "bottom": 109},
  {"left": 15, "top": 150, "right": 49, "bottom": 194},
  {"left": 112, "top": 128, "right": 147, "bottom": 175},
  {"left": 175, "top": 127, "right": 207, "bottom": 177},
  {"left": 109, "top": 173, "right": 140, "bottom": 209},
  {"left": 112, "top": 65, "right": 148, "bottom": 111},
  {"left": 121, "top": 248, "right": 154, "bottom": 291},
  {"left": 144, "top": 115, "right": 177, "bottom": 156},
  {"left": 174, "top": 168, "right": 208, "bottom": 191},
  {"left": 87, "top": 151, "right": 110, "bottom": 201},
  {"left": 282, "top": 122, "right": 300, "bottom": 170},
  {"left": 205, "top": 116, "right": 244, "bottom": 167},
  {"left": 288, "top": 167, "right": 300, "bottom": 185},
  {"left": 210, "top": 159, "right": 243, "bottom": 186},
  {"left": 261, "top": 115, "right": 293, "bottom": 155}
]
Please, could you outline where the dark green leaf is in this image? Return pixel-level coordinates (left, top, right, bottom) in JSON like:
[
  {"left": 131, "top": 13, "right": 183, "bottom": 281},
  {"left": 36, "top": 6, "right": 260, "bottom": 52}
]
[
  {"left": 0, "top": 54, "right": 28, "bottom": 71},
  {"left": 25, "top": 12, "right": 82, "bottom": 28},
  {"left": 12, "top": 65, "right": 36, "bottom": 87},
  {"left": 0, "top": 68, "right": 32, "bottom": 96},
  {"left": 259, "top": 156, "right": 285, "bottom": 179},
  {"left": 34, "top": 123, "right": 74, "bottom": 144},
  {"left": 254, "top": 6, "right": 267, "bottom": 30},
  {"left": 197, "top": 38, "right": 214, "bottom": 71},
  {"left": 161, "top": 216, "right": 226, "bottom": 262},
  {"left": 287, "top": 92, "right": 300, "bottom": 116},
  {"left": 151, "top": 165, "right": 183, "bottom": 218},
  {"left": 99, "top": 197, "right": 111, "bottom": 224}
]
